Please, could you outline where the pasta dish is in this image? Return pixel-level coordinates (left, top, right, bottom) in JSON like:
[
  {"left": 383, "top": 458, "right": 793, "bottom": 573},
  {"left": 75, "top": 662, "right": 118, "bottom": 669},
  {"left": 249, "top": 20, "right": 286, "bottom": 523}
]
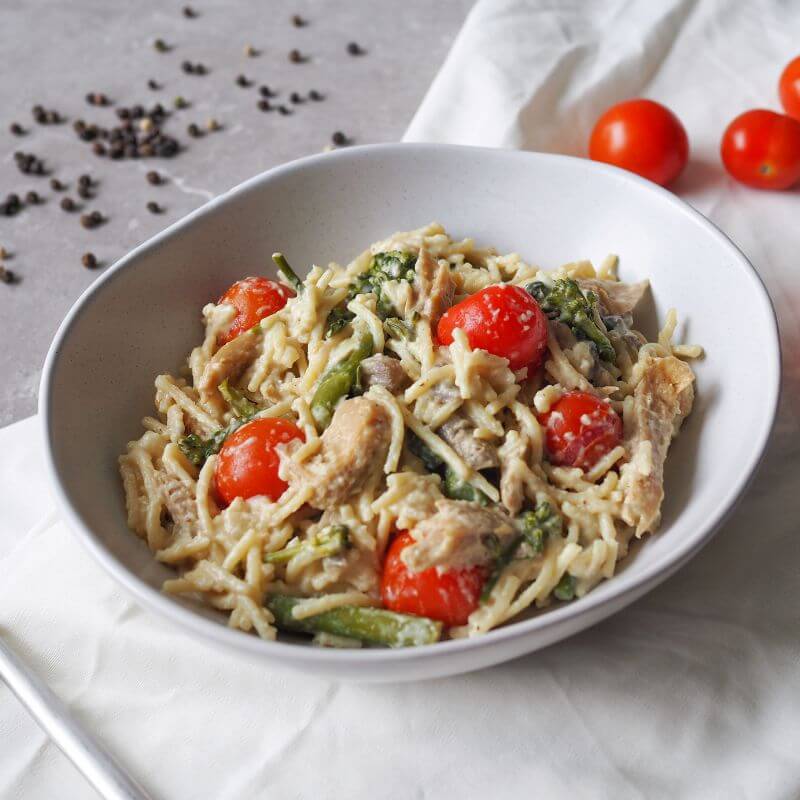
[{"left": 119, "top": 223, "right": 701, "bottom": 648}]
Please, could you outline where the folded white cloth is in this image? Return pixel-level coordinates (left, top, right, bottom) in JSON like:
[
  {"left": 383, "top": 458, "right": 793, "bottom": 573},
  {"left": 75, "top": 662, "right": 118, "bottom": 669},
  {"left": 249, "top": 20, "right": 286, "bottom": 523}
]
[{"left": 2, "top": 1, "right": 799, "bottom": 798}]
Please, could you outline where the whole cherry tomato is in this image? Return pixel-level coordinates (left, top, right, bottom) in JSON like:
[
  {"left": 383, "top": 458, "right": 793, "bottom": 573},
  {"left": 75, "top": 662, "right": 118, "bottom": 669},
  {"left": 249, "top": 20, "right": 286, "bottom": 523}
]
[
  {"left": 381, "top": 531, "right": 486, "bottom": 627},
  {"left": 539, "top": 391, "right": 623, "bottom": 471},
  {"left": 589, "top": 98, "right": 689, "bottom": 186},
  {"left": 720, "top": 109, "right": 800, "bottom": 190},
  {"left": 436, "top": 284, "right": 548, "bottom": 372},
  {"left": 218, "top": 277, "right": 294, "bottom": 345},
  {"left": 779, "top": 56, "right": 800, "bottom": 120},
  {"left": 214, "top": 417, "right": 305, "bottom": 505}
]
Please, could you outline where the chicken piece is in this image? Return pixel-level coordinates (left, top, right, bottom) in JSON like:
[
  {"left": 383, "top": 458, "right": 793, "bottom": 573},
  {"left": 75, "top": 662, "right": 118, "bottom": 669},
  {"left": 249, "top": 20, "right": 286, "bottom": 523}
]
[
  {"left": 620, "top": 356, "right": 695, "bottom": 536},
  {"left": 498, "top": 430, "right": 527, "bottom": 516},
  {"left": 281, "top": 397, "right": 391, "bottom": 510},
  {"left": 413, "top": 247, "right": 454, "bottom": 324},
  {"left": 198, "top": 329, "right": 260, "bottom": 414},
  {"left": 359, "top": 354, "right": 410, "bottom": 394},
  {"left": 578, "top": 278, "right": 650, "bottom": 317},
  {"left": 401, "top": 499, "right": 516, "bottom": 571},
  {"left": 160, "top": 474, "right": 199, "bottom": 539},
  {"left": 437, "top": 414, "right": 499, "bottom": 470}
]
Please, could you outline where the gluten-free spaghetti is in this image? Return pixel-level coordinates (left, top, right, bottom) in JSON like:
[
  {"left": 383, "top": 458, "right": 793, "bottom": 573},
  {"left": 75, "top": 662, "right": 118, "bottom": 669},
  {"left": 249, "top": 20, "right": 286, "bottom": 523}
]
[{"left": 119, "top": 223, "right": 702, "bottom": 647}]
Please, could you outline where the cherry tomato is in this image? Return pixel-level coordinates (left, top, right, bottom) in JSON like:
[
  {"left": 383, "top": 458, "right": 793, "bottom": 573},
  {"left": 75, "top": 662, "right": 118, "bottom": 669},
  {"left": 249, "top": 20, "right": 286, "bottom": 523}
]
[
  {"left": 436, "top": 284, "right": 548, "bottom": 372},
  {"left": 539, "top": 391, "right": 622, "bottom": 471},
  {"left": 589, "top": 99, "right": 689, "bottom": 186},
  {"left": 779, "top": 56, "right": 800, "bottom": 120},
  {"left": 381, "top": 531, "right": 486, "bottom": 627},
  {"left": 218, "top": 277, "right": 294, "bottom": 345},
  {"left": 214, "top": 417, "right": 305, "bottom": 505},
  {"left": 720, "top": 109, "right": 800, "bottom": 190}
]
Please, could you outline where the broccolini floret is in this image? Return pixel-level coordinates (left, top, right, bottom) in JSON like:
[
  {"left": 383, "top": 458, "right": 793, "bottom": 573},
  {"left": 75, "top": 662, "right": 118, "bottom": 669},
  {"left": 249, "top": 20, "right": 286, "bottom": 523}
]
[
  {"left": 271, "top": 252, "right": 304, "bottom": 294},
  {"left": 527, "top": 278, "right": 616, "bottom": 363},
  {"left": 554, "top": 573, "right": 576, "bottom": 601},
  {"left": 481, "top": 501, "right": 563, "bottom": 602},
  {"left": 265, "top": 525, "right": 350, "bottom": 564}
]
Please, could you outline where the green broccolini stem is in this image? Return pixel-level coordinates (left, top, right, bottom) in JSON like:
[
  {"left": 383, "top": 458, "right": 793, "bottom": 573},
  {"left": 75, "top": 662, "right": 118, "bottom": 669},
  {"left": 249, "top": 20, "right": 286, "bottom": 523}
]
[
  {"left": 310, "top": 331, "right": 373, "bottom": 430},
  {"left": 265, "top": 525, "right": 349, "bottom": 564},
  {"left": 266, "top": 594, "right": 442, "bottom": 647},
  {"left": 272, "top": 252, "right": 304, "bottom": 294},
  {"left": 218, "top": 379, "right": 259, "bottom": 420},
  {"left": 443, "top": 466, "right": 490, "bottom": 506},
  {"left": 554, "top": 573, "right": 576, "bottom": 601}
]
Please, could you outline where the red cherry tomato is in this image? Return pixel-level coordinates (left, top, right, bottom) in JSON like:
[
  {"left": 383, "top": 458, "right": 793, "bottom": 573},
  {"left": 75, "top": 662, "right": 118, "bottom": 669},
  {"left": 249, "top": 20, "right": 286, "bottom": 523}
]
[
  {"left": 779, "top": 56, "right": 800, "bottom": 120},
  {"left": 218, "top": 277, "right": 294, "bottom": 345},
  {"left": 539, "top": 391, "right": 622, "bottom": 471},
  {"left": 214, "top": 417, "right": 305, "bottom": 505},
  {"left": 436, "top": 284, "right": 548, "bottom": 372},
  {"left": 381, "top": 531, "right": 486, "bottom": 627},
  {"left": 720, "top": 109, "right": 800, "bottom": 190},
  {"left": 589, "top": 99, "right": 689, "bottom": 186}
]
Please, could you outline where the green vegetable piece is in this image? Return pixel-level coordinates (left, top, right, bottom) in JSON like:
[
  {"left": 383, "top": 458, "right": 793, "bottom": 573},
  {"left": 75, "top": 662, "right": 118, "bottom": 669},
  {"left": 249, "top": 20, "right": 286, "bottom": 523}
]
[
  {"left": 310, "top": 331, "right": 373, "bottom": 430},
  {"left": 443, "top": 466, "right": 490, "bottom": 506},
  {"left": 265, "top": 525, "right": 349, "bottom": 565},
  {"left": 218, "top": 379, "right": 258, "bottom": 420},
  {"left": 178, "top": 421, "right": 241, "bottom": 467},
  {"left": 481, "top": 502, "right": 564, "bottom": 603},
  {"left": 266, "top": 594, "right": 442, "bottom": 648},
  {"left": 407, "top": 432, "right": 443, "bottom": 471},
  {"left": 554, "top": 573, "right": 576, "bottom": 601},
  {"left": 272, "top": 252, "right": 304, "bottom": 294},
  {"left": 325, "top": 306, "right": 354, "bottom": 338},
  {"left": 384, "top": 316, "right": 415, "bottom": 341},
  {"left": 527, "top": 278, "right": 616, "bottom": 363},
  {"left": 345, "top": 249, "right": 417, "bottom": 320}
]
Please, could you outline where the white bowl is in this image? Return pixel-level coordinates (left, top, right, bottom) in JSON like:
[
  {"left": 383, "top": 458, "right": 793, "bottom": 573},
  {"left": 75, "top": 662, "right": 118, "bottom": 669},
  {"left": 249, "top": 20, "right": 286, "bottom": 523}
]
[{"left": 40, "top": 144, "right": 780, "bottom": 682}]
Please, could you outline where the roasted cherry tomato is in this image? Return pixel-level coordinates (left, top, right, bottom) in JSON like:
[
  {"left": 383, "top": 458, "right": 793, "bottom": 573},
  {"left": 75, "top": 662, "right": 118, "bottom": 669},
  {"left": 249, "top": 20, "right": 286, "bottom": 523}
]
[
  {"left": 214, "top": 417, "right": 305, "bottom": 505},
  {"left": 721, "top": 109, "right": 800, "bottom": 190},
  {"left": 779, "top": 56, "right": 800, "bottom": 120},
  {"left": 589, "top": 98, "right": 689, "bottom": 186},
  {"left": 381, "top": 531, "right": 486, "bottom": 627},
  {"left": 218, "top": 277, "right": 294, "bottom": 345},
  {"left": 436, "top": 284, "right": 548, "bottom": 372},
  {"left": 539, "top": 391, "right": 622, "bottom": 471}
]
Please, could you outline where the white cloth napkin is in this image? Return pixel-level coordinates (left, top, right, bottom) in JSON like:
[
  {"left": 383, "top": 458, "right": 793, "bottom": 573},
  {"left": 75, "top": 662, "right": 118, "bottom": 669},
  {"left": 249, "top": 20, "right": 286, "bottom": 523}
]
[{"left": 3, "top": 1, "right": 800, "bottom": 798}]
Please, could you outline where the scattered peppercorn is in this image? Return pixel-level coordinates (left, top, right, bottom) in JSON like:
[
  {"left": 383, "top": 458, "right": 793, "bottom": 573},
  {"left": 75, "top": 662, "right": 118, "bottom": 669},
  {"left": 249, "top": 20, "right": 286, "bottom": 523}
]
[
  {"left": 10, "top": 122, "right": 25, "bottom": 136},
  {"left": 174, "top": 96, "right": 189, "bottom": 110},
  {"left": 146, "top": 201, "right": 163, "bottom": 214},
  {"left": 181, "top": 60, "right": 194, "bottom": 74},
  {"left": 60, "top": 197, "right": 76, "bottom": 212},
  {"left": 14, "top": 152, "right": 46, "bottom": 176},
  {"left": 80, "top": 213, "right": 93, "bottom": 229},
  {"left": 82, "top": 252, "right": 98, "bottom": 269},
  {"left": 290, "top": 92, "right": 303, "bottom": 104},
  {"left": 289, "top": 49, "right": 305, "bottom": 63},
  {"left": 182, "top": 5, "right": 197, "bottom": 18},
  {"left": 78, "top": 185, "right": 92, "bottom": 200},
  {"left": 194, "top": 63, "right": 207, "bottom": 75},
  {"left": 146, "top": 170, "right": 162, "bottom": 185},
  {"left": 25, "top": 191, "right": 40, "bottom": 205},
  {"left": 309, "top": 89, "right": 324, "bottom": 101},
  {"left": 236, "top": 74, "right": 252, "bottom": 88},
  {"left": 244, "top": 44, "right": 258, "bottom": 57},
  {"left": 0, "top": 266, "right": 16, "bottom": 284},
  {"left": 78, "top": 174, "right": 92, "bottom": 189},
  {"left": 346, "top": 42, "right": 364, "bottom": 56},
  {"left": 291, "top": 14, "right": 306, "bottom": 27},
  {"left": 90, "top": 210, "right": 103, "bottom": 226},
  {"left": 257, "top": 99, "right": 271, "bottom": 112},
  {"left": 331, "top": 130, "right": 347, "bottom": 146},
  {"left": 154, "top": 38, "right": 169, "bottom": 52},
  {"left": 50, "top": 178, "right": 65, "bottom": 191},
  {"left": 187, "top": 123, "right": 202, "bottom": 138},
  {"left": 147, "top": 79, "right": 161, "bottom": 90},
  {"left": 278, "top": 105, "right": 292, "bottom": 115},
  {"left": 86, "top": 92, "right": 110, "bottom": 106},
  {"left": 258, "top": 85, "right": 274, "bottom": 97}
]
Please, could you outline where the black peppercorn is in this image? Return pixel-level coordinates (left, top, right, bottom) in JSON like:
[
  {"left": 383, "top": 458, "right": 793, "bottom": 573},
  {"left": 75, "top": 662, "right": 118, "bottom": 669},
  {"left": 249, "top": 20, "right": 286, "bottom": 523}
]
[
  {"left": 82, "top": 252, "right": 98, "bottom": 269},
  {"left": 291, "top": 14, "right": 306, "bottom": 27},
  {"left": 10, "top": 122, "right": 25, "bottom": 136},
  {"left": 146, "top": 170, "right": 162, "bottom": 185},
  {"left": 25, "top": 191, "right": 40, "bottom": 205},
  {"left": 50, "top": 178, "right": 65, "bottom": 191},
  {"left": 60, "top": 197, "right": 76, "bottom": 212},
  {"left": 236, "top": 74, "right": 251, "bottom": 88},
  {"left": 290, "top": 92, "right": 302, "bottom": 104},
  {"left": 289, "top": 49, "right": 304, "bottom": 63},
  {"left": 146, "top": 201, "right": 163, "bottom": 213},
  {"left": 257, "top": 99, "right": 271, "bottom": 112},
  {"left": 346, "top": 42, "right": 364, "bottom": 56},
  {"left": 154, "top": 38, "right": 169, "bottom": 52},
  {"left": 331, "top": 131, "right": 347, "bottom": 145},
  {"left": 309, "top": 89, "right": 324, "bottom": 101},
  {"left": 182, "top": 5, "right": 197, "bottom": 18}
]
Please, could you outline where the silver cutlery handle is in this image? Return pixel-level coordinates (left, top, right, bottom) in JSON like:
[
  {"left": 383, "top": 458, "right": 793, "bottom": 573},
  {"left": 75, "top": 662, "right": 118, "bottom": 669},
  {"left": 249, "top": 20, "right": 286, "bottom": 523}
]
[{"left": 0, "top": 635, "right": 152, "bottom": 800}]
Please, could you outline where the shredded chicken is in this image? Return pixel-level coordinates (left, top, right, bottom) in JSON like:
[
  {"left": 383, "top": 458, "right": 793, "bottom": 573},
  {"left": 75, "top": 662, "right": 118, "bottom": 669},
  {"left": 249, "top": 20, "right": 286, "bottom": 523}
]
[
  {"left": 413, "top": 246, "right": 454, "bottom": 324},
  {"left": 160, "top": 474, "right": 199, "bottom": 539},
  {"left": 578, "top": 278, "right": 650, "bottom": 317},
  {"left": 402, "top": 499, "right": 516, "bottom": 571},
  {"left": 620, "top": 356, "right": 695, "bottom": 536},
  {"left": 498, "top": 430, "right": 528, "bottom": 516},
  {"left": 437, "top": 414, "right": 499, "bottom": 470},
  {"left": 198, "top": 330, "right": 260, "bottom": 413},
  {"left": 359, "top": 354, "right": 410, "bottom": 394},
  {"left": 281, "top": 397, "right": 391, "bottom": 510}
]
